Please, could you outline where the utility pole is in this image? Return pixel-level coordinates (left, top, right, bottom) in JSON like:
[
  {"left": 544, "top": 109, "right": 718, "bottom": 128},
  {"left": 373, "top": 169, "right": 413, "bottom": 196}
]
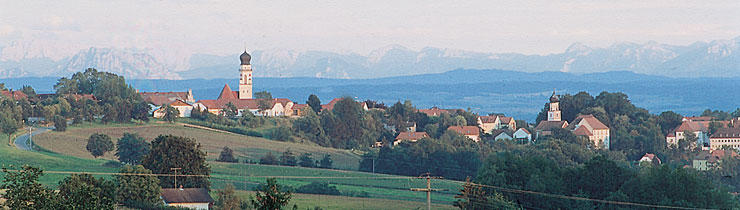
[
  {"left": 170, "top": 167, "right": 182, "bottom": 188},
  {"left": 372, "top": 157, "right": 376, "bottom": 173},
  {"left": 28, "top": 126, "right": 33, "bottom": 149},
  {"left": 410, "top": 172, "right": 444, "bottom": 210}
]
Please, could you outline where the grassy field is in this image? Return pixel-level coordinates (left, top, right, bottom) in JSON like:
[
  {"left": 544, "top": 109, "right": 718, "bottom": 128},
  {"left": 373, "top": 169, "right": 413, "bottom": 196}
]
[
  {"left": 0, "top": 129, "right": 118, "bottom": 186},
  {"left": 209, "top": 162, "right": 463, "bottom": 204},
  {"left": 234, "top": 190, "right": 457, "bottom": 210},
  {"left": 15, "top": 122, "right": 465, "bottom": 207},
  {"left": 32, "top": 122, "right": 361, "bottom": 170}
]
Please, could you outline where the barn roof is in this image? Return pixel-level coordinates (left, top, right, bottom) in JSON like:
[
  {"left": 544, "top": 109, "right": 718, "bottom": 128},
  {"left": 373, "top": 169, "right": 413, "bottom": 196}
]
[{"left": 161, "top": 188, "right": 214, "bottom": 204}]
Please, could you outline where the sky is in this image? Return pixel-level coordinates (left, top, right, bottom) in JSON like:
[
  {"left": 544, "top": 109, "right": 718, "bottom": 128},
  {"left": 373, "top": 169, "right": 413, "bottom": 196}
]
[{"left": 1, "top": 0, "right": 739, "bottom": 57}]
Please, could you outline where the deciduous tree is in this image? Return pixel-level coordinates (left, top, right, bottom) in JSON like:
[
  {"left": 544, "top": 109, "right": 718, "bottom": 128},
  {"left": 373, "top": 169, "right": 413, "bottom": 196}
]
[
  {"left": 217, "top": 146, "right": 239, "bottom": 163},
  {"left": 57, "top": 174, "right": 116, "bottom": 210},
  {"left": 87, "top": 133, "right": 114, "bottom": 158},
  {"left": 0, "top": 166, "right": 59, "bottom": 210},
  {"left": 141, "top": 134, "right": 211, "bottom": 189},
  {"left": 116, "top": 165, "right": 162, "bottom": 207},
  {"left": 216, "top": 184, "right": 242, "bottom": 210},
  {"left": 115, "top": 133, "right": 150, "bottom": 165}
]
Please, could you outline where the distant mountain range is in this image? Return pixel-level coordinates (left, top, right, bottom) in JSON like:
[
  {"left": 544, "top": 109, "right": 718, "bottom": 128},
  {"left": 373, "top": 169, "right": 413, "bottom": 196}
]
[
  {"left": 1, "top": 37, "right": 739, "bottom": 79},
  {"left": 4, "top": 69, "right": 740, "bottom": 121}
]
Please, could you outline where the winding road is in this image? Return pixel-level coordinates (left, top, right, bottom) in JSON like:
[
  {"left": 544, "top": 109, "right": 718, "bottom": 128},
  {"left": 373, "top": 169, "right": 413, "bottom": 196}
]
[{"left": 14, "top": 127, "right": 50, "bottom": 151}]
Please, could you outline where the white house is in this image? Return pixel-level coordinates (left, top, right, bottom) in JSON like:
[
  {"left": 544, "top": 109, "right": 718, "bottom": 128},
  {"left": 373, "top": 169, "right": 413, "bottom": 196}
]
[
  {"left": 161, "top": 188, "right": 214, "bottom": 210},
  {"left": 493, "top": 130, "right": 513, "bottom": 141},
  {"left": 153, "top": 99, "right": 193, "bottom": 118},
  {"left": 513, "top": 128, "right": 532, "bottom": 143},
  {"left": 478, "top": 115, "right": 516, "bottom": 134},
  {"left": 666, "top": 121, "right": 710, "bottom": 147}
]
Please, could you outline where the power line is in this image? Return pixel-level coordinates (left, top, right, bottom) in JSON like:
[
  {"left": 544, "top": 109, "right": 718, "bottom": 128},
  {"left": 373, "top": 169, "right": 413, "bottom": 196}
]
[
  {"left": 2, "top": 169, "right": 718, "bottom": 209},
  {"left": 468, "top": 182, "right": 717, "bottom": 210}
]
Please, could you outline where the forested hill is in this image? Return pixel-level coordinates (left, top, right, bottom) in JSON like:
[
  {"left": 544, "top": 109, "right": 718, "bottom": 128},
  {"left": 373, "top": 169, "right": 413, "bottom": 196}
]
[{"left": 3, "top": 69, "right": 740, "bottom": 121}]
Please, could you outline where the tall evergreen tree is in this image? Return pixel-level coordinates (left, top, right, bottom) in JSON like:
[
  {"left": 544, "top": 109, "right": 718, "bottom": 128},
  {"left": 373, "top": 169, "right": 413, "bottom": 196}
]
[
  {"left": 251, "top": 178, "right": 292, "bottom": 210},
  {"left": 307, "top": 94, "right": 322, "bottom": 113}
]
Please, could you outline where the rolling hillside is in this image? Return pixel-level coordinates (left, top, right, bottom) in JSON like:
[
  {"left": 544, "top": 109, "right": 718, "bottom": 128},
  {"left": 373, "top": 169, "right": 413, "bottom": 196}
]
[
  {"left": 32, "top": 122, "right": 362, "bottom": 170},
  {"left": 13, "top": 122, "right": 464, "bottom": 208}
]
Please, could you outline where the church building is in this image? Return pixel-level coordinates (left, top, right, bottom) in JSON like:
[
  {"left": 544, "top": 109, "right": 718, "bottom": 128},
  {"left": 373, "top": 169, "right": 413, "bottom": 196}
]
[
  {"left": 534, "top": 90, "right": 569, "bottom": 136},
  {"left": 535, "top": 90, "right": 610, "bottom": 149},
  {"left": 193, "top": 50, "right": 296, "bottom": 117}
]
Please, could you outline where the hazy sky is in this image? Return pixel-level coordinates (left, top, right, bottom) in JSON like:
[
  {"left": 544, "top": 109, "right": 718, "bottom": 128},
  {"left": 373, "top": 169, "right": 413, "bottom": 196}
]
[{"left": 1, "top": 0, "right": 739, "bottom": 56}]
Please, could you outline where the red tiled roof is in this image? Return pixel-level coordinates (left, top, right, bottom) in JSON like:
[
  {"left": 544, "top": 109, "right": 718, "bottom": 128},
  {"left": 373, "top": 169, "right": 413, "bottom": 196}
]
[
  {"left": 418, "top": 107, "right": 464, "bottom": 117},
  {"left": 535, "top": 121, "right": 568, "bottom": 131},
  {"left": 695, "top": 150, "right": 739, "bottom": 163},
  {"left": 573, "top": 114, "right": 609, "bottom": 129},
  {"left": 169, "top": 99, "right": 191, "bottom": 107},
  {"left": 218, "top": 84, "right": 237, "bottom": 100},
  {"left": 140, "top": 92, "right": 188, "bottom": 106},
  {"left": 499, "top": 116, "right": 513, "bottom": 124},
  {"left": 0, "top": 90, "right": 28, "bottom": 99},
  {"left": 161, "top": 188, "right": 214, "bottom": 204},
  {"left": 292, "top": 104, "right": 308, "bottom": 110},
  {"left": 395, "top": 132, "right": 429, "bottom": 140},
  {"left": 321, "top": 98, "right": 365, "bottom": 111},
  {"left": 673, "top": 121, "right": 709, "bottom": 133},
  {"left": 641, "top": 153, "right": 662, "bottom": 164},
  {"left": 196, "top": 98, "right": 292, "bottom": 110},
  {"left": 321, "top": 98, "right": 342, "bottom": 111},
  {"left": 573, "top": 125, "right": 593, "bottom": 136},
  {"left": 479, "top": 116, "right": 498, "bottom": 123},
  {"left": 447, "top": 126, "right": 480, "bottom": 136}
]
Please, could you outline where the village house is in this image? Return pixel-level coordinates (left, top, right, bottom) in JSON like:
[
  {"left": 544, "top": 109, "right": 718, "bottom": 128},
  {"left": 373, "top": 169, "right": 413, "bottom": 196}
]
[
  {"left": 139, "top": 89, "right": 195, "bottom": 105},
  {"left": 161, "top": 188, "right": 214, "bottom": 210},
  {"left": 709, "top": 127, "right": 740, "bottom": 150},
  {"left": 513, "top": 128, "right": 532, "bottom": 143},
  {"left": 477, "top": 115, "right": 516, "bottom": 134},
  {"left": 418, "top": 107, "right": 464, "bottom": 117},
  {"left": 153, "top": 99, "right": 193, "bottom": 118},
  {"left": 290, "top": 104, "right": 309, "bottom": 116},
  {"left": 535, "top": 90, "right": 569, "bottom": 137},
  {"left": 666, "top": 120, "right": 711, "bottom": 147},
  {"left": 569, "top": 114, "right": 610, "bottom": 149},
  {"left": 639, "top": 153, "right": 662, "bottom": 165},
  {"left": 492, "top": 129, "right": 513, "bottom": 141},
  {"left": 394, "top": 131, "right": 430, "bottom": 146},
  {"left": 447, "top": 126, "right": 481, "bottom": 142},
  {"left": 140, "top": 90, "right": 196, "bottom": 118},
  {"left": 693, "top": 150, "right": 739, "bottom": 171}
]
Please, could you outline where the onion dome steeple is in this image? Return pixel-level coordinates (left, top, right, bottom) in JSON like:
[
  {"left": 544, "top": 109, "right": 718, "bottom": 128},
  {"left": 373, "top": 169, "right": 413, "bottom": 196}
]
[
  {"left": 549, "top": 89, "right": 559, "bottom": 103},
  {"left": 240, "top": 50, "right": 251, "bottom": 65}
]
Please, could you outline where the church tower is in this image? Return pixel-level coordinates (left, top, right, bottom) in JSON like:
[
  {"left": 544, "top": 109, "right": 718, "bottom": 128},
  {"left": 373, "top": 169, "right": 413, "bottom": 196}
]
[
  {"left": 238, "top": 50, "right": 253, "bottom": 99},
  {"left": 548, "top": 89, "right": 561, "bottom": 121}
]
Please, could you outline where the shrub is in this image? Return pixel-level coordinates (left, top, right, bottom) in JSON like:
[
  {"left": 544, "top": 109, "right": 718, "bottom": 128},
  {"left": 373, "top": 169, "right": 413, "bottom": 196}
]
[{"left": 296, "top": 182, "right": 340, "bottom": 195}]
